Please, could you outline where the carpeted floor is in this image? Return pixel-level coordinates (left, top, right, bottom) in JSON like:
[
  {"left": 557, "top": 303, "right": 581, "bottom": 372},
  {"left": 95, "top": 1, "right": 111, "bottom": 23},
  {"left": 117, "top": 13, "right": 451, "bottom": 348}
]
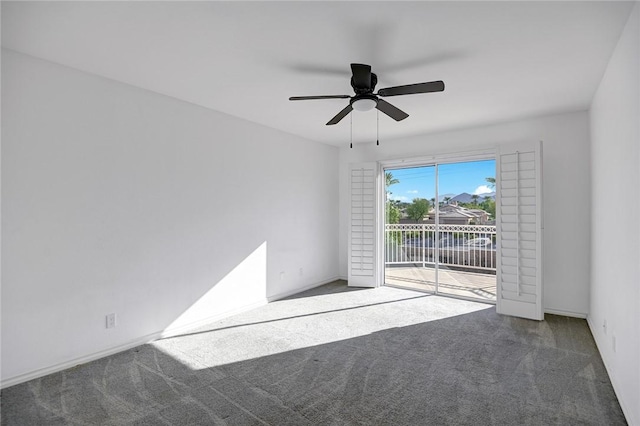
[{"left": 0, "top": 280, "right": 627, "bottom": 425}]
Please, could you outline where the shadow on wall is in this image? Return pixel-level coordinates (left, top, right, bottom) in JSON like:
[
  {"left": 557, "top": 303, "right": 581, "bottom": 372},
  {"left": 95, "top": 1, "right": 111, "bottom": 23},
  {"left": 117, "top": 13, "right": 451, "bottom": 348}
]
[{"left": 0, "top": 301, "right": 625, "bottom": 425}]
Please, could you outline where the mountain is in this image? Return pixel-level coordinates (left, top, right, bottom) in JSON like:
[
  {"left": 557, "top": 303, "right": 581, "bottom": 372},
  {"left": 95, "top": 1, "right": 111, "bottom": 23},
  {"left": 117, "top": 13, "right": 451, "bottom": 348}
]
[
  {"left": 450, "top": 192, "right": 496, "bottom": 203},
  {"left": 438, "top": 193, "right": 456, "bottom": 202},
  {"left": 451, "top": 192, "right": 474, "bottom": 203},
  {"left": 433, "top": 192, "right": 496, "bottom": 204}
]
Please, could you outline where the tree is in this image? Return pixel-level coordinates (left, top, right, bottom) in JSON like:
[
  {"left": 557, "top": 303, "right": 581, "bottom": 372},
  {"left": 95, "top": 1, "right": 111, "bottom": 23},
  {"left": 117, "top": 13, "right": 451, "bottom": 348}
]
[
  {"left": 443, "top": 196, "right": 451, "bottom": 205},
  {"left": 480, "top": 197, "right": 496, "bottom": 219},
  {"left": 386, "top": 202, "right": 400, "bottom": 224},
  {"left": 385, "top": 172, "right": 400, "bottom": 224},
  {"left": 386, "top": 172, "right": 399, "bottom": 188},
  {"left": 485, "top": 177, "right": 496, "bottom": 188},
  {"left": 471, "top": 194, "right": 479, "bottom": 206},
  {"left": 406, "top": 198, "right": 430, "bottom": 222}
]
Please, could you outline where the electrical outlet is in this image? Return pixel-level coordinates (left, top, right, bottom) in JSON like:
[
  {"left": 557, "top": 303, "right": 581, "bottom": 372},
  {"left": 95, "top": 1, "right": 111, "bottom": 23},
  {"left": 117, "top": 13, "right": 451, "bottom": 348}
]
[
  {"left": 603, "top": 319, "right": 607, "bottom": 334},
  {"left": 299, "top": 267, "right": 303, "bottom": 276},
  {"left": 612, "top": 335, "right": 616, "bottom": 353},
  {"left": 106, "top": 313, "right": 117, "bottom": 329},
  {"left": 280, "top": 271, "right": 285, "bottom": 281}
]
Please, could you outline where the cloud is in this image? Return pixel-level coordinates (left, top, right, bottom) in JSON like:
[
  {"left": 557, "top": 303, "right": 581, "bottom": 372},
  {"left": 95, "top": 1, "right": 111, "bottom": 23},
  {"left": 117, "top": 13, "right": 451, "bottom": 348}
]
[
  {"left": 406, "top": 190, "right": 419, "bottom": 194},
  {"left": 474, "top": 185, "right": 493, "bottom": 195}
]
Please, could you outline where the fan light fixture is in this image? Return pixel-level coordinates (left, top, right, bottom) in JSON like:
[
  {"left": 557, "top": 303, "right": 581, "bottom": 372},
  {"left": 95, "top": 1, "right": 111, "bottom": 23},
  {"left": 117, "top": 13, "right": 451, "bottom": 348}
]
[{"left": 352, "top": 98, "right": 377, "bottom": 112}]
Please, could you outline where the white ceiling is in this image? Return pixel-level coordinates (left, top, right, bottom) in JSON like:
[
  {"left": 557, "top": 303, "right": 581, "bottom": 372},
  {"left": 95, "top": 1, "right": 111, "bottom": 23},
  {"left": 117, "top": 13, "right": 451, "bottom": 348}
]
[{"left": 2, "top": 1, "right": 635, "bottom": 146}]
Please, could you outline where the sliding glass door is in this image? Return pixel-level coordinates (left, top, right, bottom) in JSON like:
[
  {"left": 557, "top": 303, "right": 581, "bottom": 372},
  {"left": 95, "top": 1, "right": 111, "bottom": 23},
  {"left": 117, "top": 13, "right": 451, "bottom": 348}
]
[{"left": 384, "top": 159, "right": 497, "bottom": 303}]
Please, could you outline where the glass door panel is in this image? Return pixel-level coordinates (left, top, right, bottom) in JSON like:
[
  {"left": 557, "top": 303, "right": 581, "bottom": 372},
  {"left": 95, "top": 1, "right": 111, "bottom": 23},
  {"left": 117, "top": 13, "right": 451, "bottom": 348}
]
[
  {"left": 436, "top": 160, "right": 496, "bottom": 301},
  {"left": 384, "top": 166, "right": 436, "bottom": 293}
]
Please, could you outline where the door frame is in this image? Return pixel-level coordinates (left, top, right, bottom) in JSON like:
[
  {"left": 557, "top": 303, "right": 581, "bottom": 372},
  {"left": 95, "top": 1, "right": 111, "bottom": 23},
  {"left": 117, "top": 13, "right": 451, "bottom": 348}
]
[{"left": 377, "top": 148, "right": 497, "bottom": 291}]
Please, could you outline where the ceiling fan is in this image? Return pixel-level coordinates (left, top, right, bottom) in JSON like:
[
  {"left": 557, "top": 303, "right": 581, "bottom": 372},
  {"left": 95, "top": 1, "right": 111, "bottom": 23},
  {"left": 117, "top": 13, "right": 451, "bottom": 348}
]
[{"left": 289, "top": 63, "right": 444, "bottom": 125}]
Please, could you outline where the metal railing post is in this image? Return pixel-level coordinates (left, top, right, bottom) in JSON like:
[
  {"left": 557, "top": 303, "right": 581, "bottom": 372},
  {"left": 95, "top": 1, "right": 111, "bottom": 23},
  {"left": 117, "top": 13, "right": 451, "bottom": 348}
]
[{"left": 422, "top": 225, "right": 425, "bottom": 268}]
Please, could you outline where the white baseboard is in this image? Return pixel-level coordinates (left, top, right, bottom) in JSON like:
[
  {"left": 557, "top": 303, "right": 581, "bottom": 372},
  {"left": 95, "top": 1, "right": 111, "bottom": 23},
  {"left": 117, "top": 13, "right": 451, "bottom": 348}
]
[
  {"left": 0, "top": 298, "right": 270, "bottom": 389},
  {"left": 0, "top": 331, "right": 163, "bottom": 389},
  {"left": 266, "top": 276, "right": 342, "bottom": 302},
  {"left": 1, "top": 277, "right": 343, "bottom": 389},
  {"left": 586, "top": 316, "right": 635, "bottom": 426},
  {"left": 158, "top": 298, "right": 268, "bottom": 339},
  {"left": 544, "top": 308, "right": 587, "bottom": 319}
]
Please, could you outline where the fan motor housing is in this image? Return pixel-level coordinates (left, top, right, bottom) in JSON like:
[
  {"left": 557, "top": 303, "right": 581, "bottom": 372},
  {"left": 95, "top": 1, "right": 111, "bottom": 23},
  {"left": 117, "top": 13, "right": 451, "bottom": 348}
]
[{"left": 351, "top": 72, "right": 378, "bottom": 95}]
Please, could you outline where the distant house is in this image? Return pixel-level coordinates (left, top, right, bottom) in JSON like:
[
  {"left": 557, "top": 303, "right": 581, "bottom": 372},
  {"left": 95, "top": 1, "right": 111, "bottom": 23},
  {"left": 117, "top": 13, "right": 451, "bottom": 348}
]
[
  {"left": 397, "top": 200, "right": 493, "bottom": 224},
  {"left": 418, "top": 202, "right": 491, "bottom": 225},
  {"left": 467, "top": 209, "right": 490, "bottom": 224},
  {"left": 398, "top": 192, "right": 495, "bottom": 224}
]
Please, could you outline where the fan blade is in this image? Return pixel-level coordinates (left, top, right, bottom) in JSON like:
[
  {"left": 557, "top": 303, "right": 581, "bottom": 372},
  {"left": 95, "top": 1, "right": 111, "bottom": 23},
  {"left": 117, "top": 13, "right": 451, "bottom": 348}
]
[
  {"left": 350, "top": 63, "right": 372, "bottom": 89},
  {"left": 377, "top": 80, "right": 445, "bottom": 97},
  {"left": 326, "top": 104, "right": 354, "bottom": 125},
  {"left": 289, "top": 95, "right": 351, "bottom": 101},
  {"left": 376, "top": 99, "right": 409, "bottom": 121}
]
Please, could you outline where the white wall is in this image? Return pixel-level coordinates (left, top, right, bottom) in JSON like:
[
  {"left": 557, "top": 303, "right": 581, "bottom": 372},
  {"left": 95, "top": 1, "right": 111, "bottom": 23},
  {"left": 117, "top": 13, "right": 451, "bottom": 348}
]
[
  {"left": 339, "top": 110, "right": 591, "bottom": 317},
  {"left": 1, "top": 50, "right": 339, "bottom": 386},
  {"left": 589, "top": 4, "right": 640, "bottom": 425}
]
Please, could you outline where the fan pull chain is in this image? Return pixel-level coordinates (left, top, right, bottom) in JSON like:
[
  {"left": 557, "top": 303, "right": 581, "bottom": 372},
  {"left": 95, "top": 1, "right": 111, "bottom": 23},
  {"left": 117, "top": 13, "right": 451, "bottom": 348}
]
[
  {"left": 376, "top": 109, "right": 380, "bottom": 146},
  {"left": 350, "top": 113, "right": 353, "bottom": 149}
]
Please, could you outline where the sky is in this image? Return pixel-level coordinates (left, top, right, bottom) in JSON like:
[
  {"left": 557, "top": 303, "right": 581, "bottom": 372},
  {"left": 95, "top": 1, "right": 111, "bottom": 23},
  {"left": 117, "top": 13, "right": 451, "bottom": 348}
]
[{"left": 386, "top": 159, "right": 496, "bottom": 203}]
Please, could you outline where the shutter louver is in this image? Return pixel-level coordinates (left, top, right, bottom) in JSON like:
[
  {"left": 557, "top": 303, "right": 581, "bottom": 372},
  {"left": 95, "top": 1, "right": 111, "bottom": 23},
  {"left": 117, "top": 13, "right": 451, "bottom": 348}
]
[
  {"left": 348, "top": 163, "right": 377, "bottom": 287},
  {"left": 496, "top": 141, "right": 544, "bottom": 320}
]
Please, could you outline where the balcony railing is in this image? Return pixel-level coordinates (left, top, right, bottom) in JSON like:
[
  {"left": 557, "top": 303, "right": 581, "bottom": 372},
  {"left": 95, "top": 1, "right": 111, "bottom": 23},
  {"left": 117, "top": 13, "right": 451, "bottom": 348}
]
[{"left": 385, "top": 223, "right": 497, "bottom": 272}]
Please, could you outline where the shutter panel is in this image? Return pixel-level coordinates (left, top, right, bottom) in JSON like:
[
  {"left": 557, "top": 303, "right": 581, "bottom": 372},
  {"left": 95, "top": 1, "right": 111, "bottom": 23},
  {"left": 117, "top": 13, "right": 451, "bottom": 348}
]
[
  {"left": 348, "top": 162, "right": 378, "bottom": 287},
  {"left": 496, "top": 141, "right": 544, "bottom": 320}
]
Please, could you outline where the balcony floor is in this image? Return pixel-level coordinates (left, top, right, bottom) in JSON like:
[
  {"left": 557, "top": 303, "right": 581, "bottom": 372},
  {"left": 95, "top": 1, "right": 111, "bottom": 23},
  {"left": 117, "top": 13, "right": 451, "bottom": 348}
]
[{"left": 385, "top": 265, "right": 496, "bottom": 302}]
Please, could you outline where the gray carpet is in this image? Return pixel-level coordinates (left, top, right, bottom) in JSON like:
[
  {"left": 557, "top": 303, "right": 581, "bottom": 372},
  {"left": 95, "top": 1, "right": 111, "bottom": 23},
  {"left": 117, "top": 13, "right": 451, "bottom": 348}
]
[{"left": 0, "top": 281, "right": 626, "bottom": 425}]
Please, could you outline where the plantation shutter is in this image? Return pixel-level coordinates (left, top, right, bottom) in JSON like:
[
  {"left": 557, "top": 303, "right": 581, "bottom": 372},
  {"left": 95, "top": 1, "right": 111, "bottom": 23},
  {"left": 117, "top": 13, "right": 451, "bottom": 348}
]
[
  {"left": 496, "top": 141, "right": 544, "bottom": 320},
  {"left": 348, "top": 162, "right": 378, "bottom": 288}
]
